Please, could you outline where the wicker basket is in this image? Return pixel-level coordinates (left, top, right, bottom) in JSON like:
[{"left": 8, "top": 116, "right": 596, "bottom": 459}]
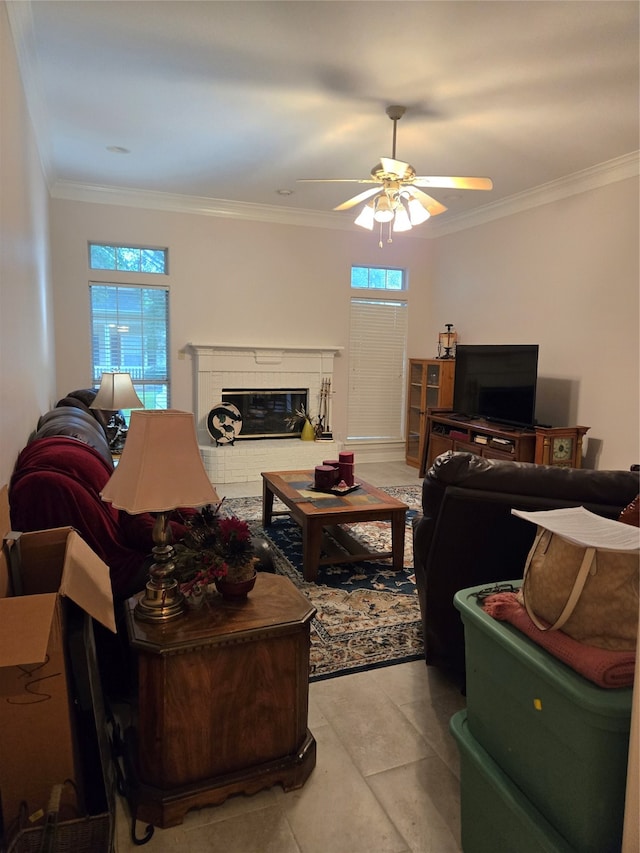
[{"left": 5, "top": 811, "right": 113, "bottom": 853}]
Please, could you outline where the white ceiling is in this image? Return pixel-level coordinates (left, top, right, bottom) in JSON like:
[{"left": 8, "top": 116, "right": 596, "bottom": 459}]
[{"left": 8, "top": 0, "right": 640, "bottom": 232}]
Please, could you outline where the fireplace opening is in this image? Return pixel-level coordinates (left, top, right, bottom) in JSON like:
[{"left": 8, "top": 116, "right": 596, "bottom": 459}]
[{"left": 221, "top": 388, "right": 309, "bottom": 439}]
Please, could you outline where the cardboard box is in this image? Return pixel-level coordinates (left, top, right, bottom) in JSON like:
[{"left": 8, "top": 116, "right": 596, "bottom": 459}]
[{"left": 0, "top": 485, "right": 116, "bottom": 830}]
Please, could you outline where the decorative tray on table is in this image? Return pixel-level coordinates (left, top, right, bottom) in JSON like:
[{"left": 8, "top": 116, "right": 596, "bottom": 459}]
[{"left": 309, "top": 482, "right": 360, "bottom": 496}]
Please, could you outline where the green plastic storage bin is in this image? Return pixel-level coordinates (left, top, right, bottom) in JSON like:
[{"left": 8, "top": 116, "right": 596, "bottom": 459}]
[
  {"left": 454, "top": 583, "right": 633, "bottom": 853},
  {"left": 450, "top": 710, "right": 574, "bottom": 853}
]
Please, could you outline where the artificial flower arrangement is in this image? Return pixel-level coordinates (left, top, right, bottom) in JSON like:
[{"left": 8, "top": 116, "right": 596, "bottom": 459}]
[
  {"left": 174, "top": 502, "right": 259, "bottom": 601},
  {"left": 284, "top": 404, "right": 320, "bottom": 437}
]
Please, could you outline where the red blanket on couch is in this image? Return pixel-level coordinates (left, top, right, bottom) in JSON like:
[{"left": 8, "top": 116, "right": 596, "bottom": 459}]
[{"left": 10, "top": 436, "right": 194, "bottom": 600}]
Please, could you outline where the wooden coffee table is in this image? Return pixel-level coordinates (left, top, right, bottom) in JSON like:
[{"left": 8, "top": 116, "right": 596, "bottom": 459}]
[{"left": 261, "top": 470, "right": 408, "bottom": 582}]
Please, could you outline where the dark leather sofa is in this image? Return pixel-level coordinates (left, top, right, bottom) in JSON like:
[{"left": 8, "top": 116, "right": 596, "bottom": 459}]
[{"left": 412, "top": 451, "right": 639, "bottom": 686}]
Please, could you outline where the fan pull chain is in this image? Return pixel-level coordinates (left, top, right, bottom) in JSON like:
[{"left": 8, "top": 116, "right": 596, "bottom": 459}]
[{"left": 378, "top": 221, "right": 394, "bottom": 248}]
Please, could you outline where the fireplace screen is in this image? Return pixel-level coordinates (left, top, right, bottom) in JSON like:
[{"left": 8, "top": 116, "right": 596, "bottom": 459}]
[{"left": 221, "top": 389, "right": 309, "bottom": 439}]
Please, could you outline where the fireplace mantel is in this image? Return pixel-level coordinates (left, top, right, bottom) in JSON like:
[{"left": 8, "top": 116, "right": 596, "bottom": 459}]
[
  {"left": 186, "top": 343, "right": 343, "bottom": 483},
  {"left": 186, "top": 343, "right": 342, "bottom": 365}
]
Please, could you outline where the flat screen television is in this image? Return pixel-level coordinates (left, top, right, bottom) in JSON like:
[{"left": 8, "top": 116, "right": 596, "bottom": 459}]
[{"left": 452, "top": 344, "right": 539, "bottom": 428}]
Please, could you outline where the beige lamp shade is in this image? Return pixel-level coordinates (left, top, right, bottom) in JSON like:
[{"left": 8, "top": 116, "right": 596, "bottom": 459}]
[
  {"left": 100, "top": 409, "right": 220, "bottom": 513},
  {"left": 90, "top": 372, "right": 144, "bottom": 411}
]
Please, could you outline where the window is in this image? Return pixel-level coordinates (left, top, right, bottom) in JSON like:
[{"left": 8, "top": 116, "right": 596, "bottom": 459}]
[
  {"left": 90, "top": 284, "right": 169, "bottom": 409},
  {"left": 89, "top": 242, "right": 167, "bottom": 274},
  {"left": 350, "top": 265, "right": 404, "bottom": 291},
  {"left": 347, "top": 266, "right": 408, "bottom": 441}
]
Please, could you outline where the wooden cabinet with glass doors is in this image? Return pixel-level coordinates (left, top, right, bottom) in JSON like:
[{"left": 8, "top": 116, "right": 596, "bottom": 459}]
[{"left": 405, "top": 359, "right": 455, "bottom": 468}]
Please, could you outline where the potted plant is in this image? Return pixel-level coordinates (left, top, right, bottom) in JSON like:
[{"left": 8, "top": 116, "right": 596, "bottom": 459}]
[
  {"left": 175, "top": 504, "right": 259, "bottom": 602},
  {"left": 284, "top": 404, "right": 318, "bottom": 440}
]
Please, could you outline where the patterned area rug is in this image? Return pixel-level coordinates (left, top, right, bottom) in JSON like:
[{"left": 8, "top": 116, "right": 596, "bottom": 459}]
[{"left": 221, "top": 485, "right": 424, "bottom": 681}]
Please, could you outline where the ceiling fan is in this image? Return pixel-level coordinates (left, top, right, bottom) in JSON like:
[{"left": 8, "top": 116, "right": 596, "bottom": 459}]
[{"left": 298, "top": 105, "right": 493, "bottom": 245}]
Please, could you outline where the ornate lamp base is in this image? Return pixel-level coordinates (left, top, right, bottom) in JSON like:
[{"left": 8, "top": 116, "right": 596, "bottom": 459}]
[
  {"left": 135, "top": 579, "right": 186, "bottom": 623},
  {"left": 134, "top": 513, "right": 186, "bottom": 623}
]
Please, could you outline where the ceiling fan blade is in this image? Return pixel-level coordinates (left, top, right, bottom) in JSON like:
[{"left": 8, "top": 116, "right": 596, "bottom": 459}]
[
  {"left": 411, "top": 176, "right": 493, "bottom": 191},
  {"left": 297, "top": 178, "right": 378, "bottom": 184},
  {"left": 334, "top": 186, "right": 382, "bottom": 211},
  {"left": 379, "top": 157, "right": 414, "bottom": 179},
  {"left": 408, "top": 188, "right": 448, "bottom": 216}
]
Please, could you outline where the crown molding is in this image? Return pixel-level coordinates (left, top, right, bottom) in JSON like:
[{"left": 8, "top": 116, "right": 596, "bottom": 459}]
[
  {"left": 50, "top": 182, "right": 350, "bottom": 231},
  {"left": 50, "top": 151, "right": 639, "bottom": 238},
  {"left": 426, "top": 151, "right": 640, "bottom": 237}
]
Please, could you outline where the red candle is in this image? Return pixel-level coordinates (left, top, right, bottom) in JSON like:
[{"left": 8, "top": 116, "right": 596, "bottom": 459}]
[
  {"left": 322, "top": 460, "right": 340, "bottom": 483},
  {"left": 338, "top": 461, "right": 354, "bottom": 486},
  {"left": 315, "top": 465, "right": 337, "bottom": 489}
]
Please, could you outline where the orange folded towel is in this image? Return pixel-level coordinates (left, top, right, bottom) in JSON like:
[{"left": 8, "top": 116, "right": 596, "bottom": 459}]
[{"left": 482, "top": 592, "right": 635, "bottom": 688}]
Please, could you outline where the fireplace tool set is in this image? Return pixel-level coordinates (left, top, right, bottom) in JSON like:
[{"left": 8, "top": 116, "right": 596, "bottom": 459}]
[{"left": 316, "top": 378, "right": 333, "bottom": 440}]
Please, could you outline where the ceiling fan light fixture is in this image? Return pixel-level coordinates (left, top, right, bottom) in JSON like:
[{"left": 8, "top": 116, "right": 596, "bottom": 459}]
[
  {"left": 407, "top": 196, "right": 431, "bottom": 225},
  {"left": 392, "top": 205, "right": 412, "bottom": 232},
  {"left": 299, "top": 105, "right": 492, "bottom": 247},
  {"left": 373, "top": 194, "right": 394, "bottom": 223},
  {"left": 354, "top": 202, "right": 375, "bottom": 230}
]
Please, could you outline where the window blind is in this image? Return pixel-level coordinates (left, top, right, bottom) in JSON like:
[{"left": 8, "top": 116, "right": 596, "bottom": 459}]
[
  {"left": 90, "top": 283, "right": 169, "bottom": 409},
  {"left": 347, "top": 298, "right": 408, "bottom": 441}
]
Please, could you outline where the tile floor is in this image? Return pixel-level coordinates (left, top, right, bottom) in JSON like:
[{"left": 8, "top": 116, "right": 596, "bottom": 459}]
[{"left": 114, "top": 461, "right": 467, "bottom": 853}]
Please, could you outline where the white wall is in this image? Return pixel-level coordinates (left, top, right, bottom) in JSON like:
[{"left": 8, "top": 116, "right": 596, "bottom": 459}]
[
  {"left": 0, "top": 3, "right": 55, "bottom": 486},
  {"left": 49, "top": 174, "right": 639, "bottom": 470},
  {"left": 49, "top": 199, "right": 432, "bottom": 449},
  {"left": 428, "top": 178, "right": 639, "bottom": 470}
]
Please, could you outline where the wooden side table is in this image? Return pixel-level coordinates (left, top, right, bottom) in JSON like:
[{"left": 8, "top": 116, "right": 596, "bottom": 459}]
[{"left": 122, "top": 573, "right": 316, "bottom": 832}]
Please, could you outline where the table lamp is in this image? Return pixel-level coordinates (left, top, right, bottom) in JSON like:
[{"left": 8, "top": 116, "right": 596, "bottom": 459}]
[
  {"left": 437, "top": 324, "right": 457, "bottom": 359},
  {"left": 90, "top": 372, "right": 144, "bottom": 452},
  {"left": 100, "top": 409, "right": 220, "bottom": 622}
]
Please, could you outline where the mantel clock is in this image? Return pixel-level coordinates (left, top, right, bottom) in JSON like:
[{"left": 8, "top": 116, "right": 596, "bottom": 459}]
[{"left": 534, "top": 426, "right": 590, "bottom": 469}]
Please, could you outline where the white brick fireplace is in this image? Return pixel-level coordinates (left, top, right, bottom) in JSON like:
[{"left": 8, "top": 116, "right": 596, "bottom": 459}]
[{"left": 186, "top": 344, "right": 342, "bottom": 484}]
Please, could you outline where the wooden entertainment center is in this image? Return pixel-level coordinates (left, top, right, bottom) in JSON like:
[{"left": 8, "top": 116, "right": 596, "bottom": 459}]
[
  {"left": 420, "top": 412, "right": 591, "bottom": 477},
  {"left": 420, "top": 410, "right": 537, "bottom": 476},
  {"left": 410, "top": 353, "right": 590, "bottom": 476}
]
